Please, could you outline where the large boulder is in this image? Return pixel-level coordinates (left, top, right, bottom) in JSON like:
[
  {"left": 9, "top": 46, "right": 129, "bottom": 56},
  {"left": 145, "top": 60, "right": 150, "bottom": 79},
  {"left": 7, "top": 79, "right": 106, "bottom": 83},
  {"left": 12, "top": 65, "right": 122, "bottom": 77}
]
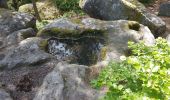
[
  {"left": 79, "top": 0, "right": 166, "bottom": 37},
  {"left": 0, "top": 9, "right": 36, "bottom": 50},
  {"left": 37, "top": 18, "right": 155, "bottom": 65},
  {"left": 158, "top": 2, "right": 170, "bottom": 17},
  {"left": 33, "top": 64, "right": 64, "bottom": 100},
  {"left": 34, "top": 62, "right": 99, "bottom": 100},
  {"left": 0, "top": 8, "right": 36, "bottom": 38},
  {"left": 19, "top": 1, "right": 60, "bottom": 20},
  {"left": 0, "top": 37, "right": 51, "bottom": 69},
  {"left": 0, "top": 28, "right": 36, "bottom": 49}
]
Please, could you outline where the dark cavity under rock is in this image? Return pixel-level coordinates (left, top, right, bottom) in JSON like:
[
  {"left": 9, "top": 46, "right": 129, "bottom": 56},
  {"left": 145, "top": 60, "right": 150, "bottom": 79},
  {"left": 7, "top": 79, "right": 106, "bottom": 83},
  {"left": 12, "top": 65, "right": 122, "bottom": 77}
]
[{"left": 47, "top": 37, "right": 106, "bottom": 66}]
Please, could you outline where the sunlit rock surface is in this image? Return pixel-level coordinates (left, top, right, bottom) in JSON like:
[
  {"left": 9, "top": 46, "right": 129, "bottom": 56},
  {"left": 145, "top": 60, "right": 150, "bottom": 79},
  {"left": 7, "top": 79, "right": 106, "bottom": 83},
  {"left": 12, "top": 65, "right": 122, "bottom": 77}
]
[
  {"left": 80, "top": 0, "right": 166, "bottom": 37},
  {"left": 37, "top": 18, "right": 155, "bottom": 65}
]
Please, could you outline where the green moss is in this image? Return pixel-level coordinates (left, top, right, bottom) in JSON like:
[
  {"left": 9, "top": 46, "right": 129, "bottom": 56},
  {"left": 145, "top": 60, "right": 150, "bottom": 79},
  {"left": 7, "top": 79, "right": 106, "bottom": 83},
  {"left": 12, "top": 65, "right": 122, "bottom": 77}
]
[
  {"left": 37, "top": 28, "right": 80, "bottom": 38},
  {"left": 70, "top": 18, "right": 82, "bottom": 24},
  {"left": 39, "top": 39, "right": 48, "bottom": 51},
  {"left": 100, "top": 46, "right": 107, "bottom": 60},
  {"left": 122, "top": 0, "right": 145, "bottom": 22},
  {"left": 37, "top": 27, "right": 107, "bottom": 39}
]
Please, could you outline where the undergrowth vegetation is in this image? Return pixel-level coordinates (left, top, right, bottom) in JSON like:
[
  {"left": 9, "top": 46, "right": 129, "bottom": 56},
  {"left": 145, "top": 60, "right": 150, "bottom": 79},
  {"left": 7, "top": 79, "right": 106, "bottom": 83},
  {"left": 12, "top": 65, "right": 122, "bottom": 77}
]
[
  {"left": 52, "top": 0, "right": 81, "bottom": 12},
  {"left": 91, "top": 37, "right": 170, "bottom": 100},
  {"left": 52, "top": 0, "right": 85, "bottom": 18},
  {"left": 138, "top": 0, "right": 155, "bottom": 4}
]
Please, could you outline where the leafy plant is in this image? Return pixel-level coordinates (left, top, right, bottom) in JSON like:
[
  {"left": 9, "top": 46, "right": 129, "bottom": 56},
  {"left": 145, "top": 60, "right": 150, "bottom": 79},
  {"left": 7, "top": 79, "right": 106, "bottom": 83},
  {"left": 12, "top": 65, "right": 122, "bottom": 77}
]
[
  {"left": 36, "top": 20, "right": 51, "bottom": 30},
  {"left": 52, "top": 0, "right": 81, "bottom": 12},
  {"left": 91, "top": 37, "right": 170, "bottom": 100}
]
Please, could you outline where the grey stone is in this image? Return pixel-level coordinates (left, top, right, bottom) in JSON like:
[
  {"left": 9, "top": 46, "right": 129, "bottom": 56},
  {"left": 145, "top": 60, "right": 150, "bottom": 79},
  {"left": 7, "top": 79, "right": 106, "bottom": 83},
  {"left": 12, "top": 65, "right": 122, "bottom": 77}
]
[
  {"left": 159, "top": 2, "right": 170, "bottom": 17},
  {"left": 0, "top": 37, "right": 51, "bottom": 69},
  {"left": 34, "top": 62, "right": 99, "bottom": 100},
  {"left": 33, "top": 67, "right": 64, "bottom": 100},
  {"left": 55, "top": 62, "right": 98, "bottom": 100},
  {"left": 79, "top": 0, "right": 166, "bottom": 37},
  {"left": 0, "top": 8, "right": 36, "bottom": 38},
  {"left": 38, "top": 18, "right": 155, "bottom": 62},
  {"left": 5, "top": 28, "right": 36, "bottom": 47},
  {"left": 0, "top": 89, "right": 12, "bottom": 100}
]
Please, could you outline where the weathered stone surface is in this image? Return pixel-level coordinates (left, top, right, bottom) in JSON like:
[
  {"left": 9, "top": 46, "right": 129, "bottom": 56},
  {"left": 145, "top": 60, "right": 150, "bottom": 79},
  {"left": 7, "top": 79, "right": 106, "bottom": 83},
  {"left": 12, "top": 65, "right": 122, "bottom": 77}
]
[
  {"left": 34, "top": 62, "right": 99, "bottom": 100},
  {"left": 158, "top": 2, "right": 170, "bottom": 17},
  {"left": 0, "top": 8, "right": 36, "bottom": 38},
  {"left": 0, "top": 28, "right": 36, "bottom": 49},
  {"left": 19, "top": 1, "right": 60, "bottom": 20},
  {"left": 0, "top": 89, "right": 12, "bottom": 100},
  {"left": 0, "top": 10, "right": 156, "bottom": 100},
  {"left": 0, "top": 37, "right": 51, "bottom": 69},
  {"left": 79, "top": 0, "right": 166, "bottom": 37},
  {"left": 38, "top": 18, "right": 155, "bottom": 63},
  {"left": 33, "top": 66, "right": 64, "bottom": 100}
]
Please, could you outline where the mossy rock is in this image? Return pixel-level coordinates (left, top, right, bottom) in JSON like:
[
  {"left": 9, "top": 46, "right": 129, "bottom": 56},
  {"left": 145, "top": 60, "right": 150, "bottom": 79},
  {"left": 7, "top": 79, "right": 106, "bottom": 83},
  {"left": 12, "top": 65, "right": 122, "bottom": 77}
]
[
  {"left": 37, "top": 18, "right": 155, "bottom": 64},
  {"left": 80, "top": 0, "right": 166, "bottom": 37},
  {"left": 37, "top": 18, "right": 107, "bottom": 39}
]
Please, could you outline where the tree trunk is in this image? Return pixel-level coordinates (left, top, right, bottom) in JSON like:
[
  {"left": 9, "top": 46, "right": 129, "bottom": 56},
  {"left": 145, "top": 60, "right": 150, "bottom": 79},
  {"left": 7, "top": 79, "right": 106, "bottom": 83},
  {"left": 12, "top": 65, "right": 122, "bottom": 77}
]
[{"left": 32, "top": 0, "right": 42, "bottom": 22}]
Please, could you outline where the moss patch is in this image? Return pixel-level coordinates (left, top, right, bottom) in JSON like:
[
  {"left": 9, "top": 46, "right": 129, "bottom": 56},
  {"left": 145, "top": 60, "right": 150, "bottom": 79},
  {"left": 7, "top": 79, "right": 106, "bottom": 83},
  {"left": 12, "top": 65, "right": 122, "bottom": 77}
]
[
  {"left": 39, "top": 39, "right": 48, "bottom": 51},
  {"left": 37, "top": 27, "right": 107, "bottom": 39}
]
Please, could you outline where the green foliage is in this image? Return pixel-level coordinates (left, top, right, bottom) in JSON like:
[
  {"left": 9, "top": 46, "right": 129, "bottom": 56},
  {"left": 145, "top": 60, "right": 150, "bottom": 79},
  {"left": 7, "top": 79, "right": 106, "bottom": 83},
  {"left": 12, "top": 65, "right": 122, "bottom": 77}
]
[
  {"left": 52, "top": 0, "right": 81, "bottom": 12},
  {"left": 7, "top": 0, "right": 33, "bottom": 10},
  {"left": 59, "top": 11, "right": 85, "bottom": 18},
  {"left": 91, "top": 37, "right": 170, "bottom": 100},
  {"left": 138, "top": 0, "right": 155, "bottom": 4},
  {"left": 36, "top": 20, "right": 51, "bottom": 30}
]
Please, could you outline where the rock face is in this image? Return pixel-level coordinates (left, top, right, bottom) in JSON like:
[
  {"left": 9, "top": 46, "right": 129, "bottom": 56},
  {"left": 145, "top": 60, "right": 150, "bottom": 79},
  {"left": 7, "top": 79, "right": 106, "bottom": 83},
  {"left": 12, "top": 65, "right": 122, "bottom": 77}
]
[
  {"left": 1, "top": 28, "right": 36, "bottom": 49},
  {"left": 38, "top": 18, "right": 155, "bottom": 64},
  {"left": 0, "top": 89, "right": 12, "bottom": 100},
  {"left": 158, "top": 2, "right": 170, "bottom": 17},
  {"left": 19, "top": 1, "right": 60, "bottom": 20},
  {"left": 33, "top": 65, "right": 64, "bottom": 100},
  {"left": 79, "top": 0, "right": 166, "bottom": 37},
  {"left": 0, "top": 37, "right": 51, "bottom": 69},
  {"left": 0, "top": 9, "right": 156, "bottom": 100},
  {"left": 0, "top": 8, "right": 36, "bottom": 49},
  {"left": 34, "top": 62, "right": 98, "bottom": 100},
  {"left": 0, "top": 8, "right": 36, "bottom": 38}
]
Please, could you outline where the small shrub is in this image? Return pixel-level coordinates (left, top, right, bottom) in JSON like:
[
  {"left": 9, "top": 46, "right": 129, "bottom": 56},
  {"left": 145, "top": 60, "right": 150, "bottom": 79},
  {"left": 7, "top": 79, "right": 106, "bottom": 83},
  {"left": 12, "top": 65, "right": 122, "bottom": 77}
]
[
  {"left": 91, "top": 37, "right": 170, "bottom": 100},
  {"left": 52, "top": 0, "right": 81, "bottom": 12},
  {"left": 36, "top": 20, "right": 51, "bottom": 30}
]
